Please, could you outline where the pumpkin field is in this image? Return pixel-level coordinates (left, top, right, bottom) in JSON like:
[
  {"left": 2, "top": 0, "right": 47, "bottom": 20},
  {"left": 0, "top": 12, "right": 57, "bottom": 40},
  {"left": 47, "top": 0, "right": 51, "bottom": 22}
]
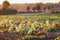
[{"left": 0, "top": 13, "right": 60, "bottom": 40}]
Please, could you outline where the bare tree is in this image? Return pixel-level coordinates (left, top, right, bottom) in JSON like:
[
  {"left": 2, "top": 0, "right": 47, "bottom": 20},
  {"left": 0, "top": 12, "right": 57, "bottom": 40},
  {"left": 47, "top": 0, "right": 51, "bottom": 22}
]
[
  {"left": 26, "top": 6, "right": 30, "bottom": 12},
  {"left": 2, "top": 0, "right": 10, "bottom": 9},
  {"left": 35, "top": 3, "right": 41, "bottom": 12},
  {"left": 32, "top": 7, "right": 36, "bottom": 12}
]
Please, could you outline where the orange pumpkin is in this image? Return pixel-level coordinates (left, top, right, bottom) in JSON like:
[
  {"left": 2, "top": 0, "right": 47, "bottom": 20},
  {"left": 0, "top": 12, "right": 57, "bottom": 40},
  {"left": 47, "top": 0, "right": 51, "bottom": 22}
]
[
  {"left": 6, "top": 23, "right": 11, "bottom": 28},
  {"left": 55, "top": 24, "right": 60, "bottom": 28},
  {"left": 33, "top": 30, "right": 41, "bottom": 35}
]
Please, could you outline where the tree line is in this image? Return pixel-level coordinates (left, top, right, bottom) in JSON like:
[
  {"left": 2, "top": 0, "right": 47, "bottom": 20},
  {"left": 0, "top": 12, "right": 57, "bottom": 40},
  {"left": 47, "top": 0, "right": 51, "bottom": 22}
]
[
  {"left": 26, "top": 3, "right": 41, "bottom": 12},
  {"left": 26, "top": 2, "right": 60, "bottom": 13}
]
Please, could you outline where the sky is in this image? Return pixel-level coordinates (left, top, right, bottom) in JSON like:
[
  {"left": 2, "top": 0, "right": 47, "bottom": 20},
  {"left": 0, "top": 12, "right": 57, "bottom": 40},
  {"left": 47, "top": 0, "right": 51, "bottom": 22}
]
[{"left": 0, "top": 0, "right": 60, "bottom": 4}]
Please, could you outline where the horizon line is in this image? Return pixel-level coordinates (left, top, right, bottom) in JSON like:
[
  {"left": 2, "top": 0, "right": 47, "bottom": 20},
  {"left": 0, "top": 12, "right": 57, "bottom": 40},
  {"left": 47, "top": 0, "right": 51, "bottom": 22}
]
[{"left": 0, "top": 1, "right": 60, "bottom": 4}]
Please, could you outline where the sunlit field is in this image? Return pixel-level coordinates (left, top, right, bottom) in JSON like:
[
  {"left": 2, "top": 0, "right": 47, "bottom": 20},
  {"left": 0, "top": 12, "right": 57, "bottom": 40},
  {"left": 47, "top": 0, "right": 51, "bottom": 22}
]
[
  {"left": 0, "top": 13, "right": 60, "bottom": 22},
  {"left": 0, "top": 13, "right": 60, "bottom": 40}
]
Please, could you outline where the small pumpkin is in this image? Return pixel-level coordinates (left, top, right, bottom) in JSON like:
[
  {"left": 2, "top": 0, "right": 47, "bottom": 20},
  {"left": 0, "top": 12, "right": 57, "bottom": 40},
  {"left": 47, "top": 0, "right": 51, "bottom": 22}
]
[
  {"left": 33, "top": 30, "right": 41, "bottom": 35},
  {"left": 6, "top": 23, "right": 11, "bottom": 27},
  {"left": 55, "top": 24, "right": 60, "bottom": 28}
]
